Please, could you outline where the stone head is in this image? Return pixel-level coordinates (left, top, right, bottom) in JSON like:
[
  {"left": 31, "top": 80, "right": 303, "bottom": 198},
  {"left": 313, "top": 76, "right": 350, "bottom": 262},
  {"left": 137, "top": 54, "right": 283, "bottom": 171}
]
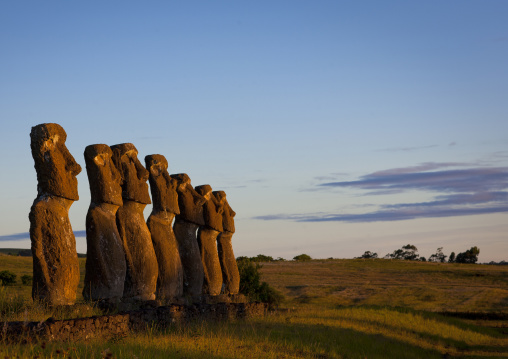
[
  {"left": 110, "top": 143, "right": 151, "bottom": 205},
  {"left": 213, "top": 190, "right": 235, "bottom": 233},
  {"left": 213, "top": 190, "right": 226, "bottom": 203},
  {"left": 195, "top": 184, "right": 213, "bottom": 200},
  {"left": 84, "top": 144, "right": 122, "bottom": 206},
  {"left": 145, "top": 154, "right": 179, "bottom": 214},
  {"left": 30, "top": 123, "right": 82, "bottom": 200},
  {"left": 171, "top": 173, "right": 192, "bottom": 191}
]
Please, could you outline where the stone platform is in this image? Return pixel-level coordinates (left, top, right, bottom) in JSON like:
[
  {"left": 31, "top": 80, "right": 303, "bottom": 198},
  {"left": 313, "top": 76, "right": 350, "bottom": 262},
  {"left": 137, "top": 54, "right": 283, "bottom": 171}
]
[{"left": 1, "top": 302, "right": 268, "bottom": 343}]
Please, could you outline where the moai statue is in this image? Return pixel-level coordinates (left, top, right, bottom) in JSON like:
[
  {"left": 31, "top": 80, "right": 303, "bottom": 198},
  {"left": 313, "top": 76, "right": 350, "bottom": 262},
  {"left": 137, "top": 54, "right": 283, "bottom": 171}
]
[
  {"left": 82, "top": 144, "right": 126, "bottom": 303},
  {"left": 213, "top": 191, "right": 240, "bottom": 295},
  {"left": 171, "top": 173, "right": 206, "bottom": 299},
  {"left": 111, "top": 143, "right": 158, "bottom": 301},
  {"left": 29, "top": 123, "right": 81, "bottom": 305},
  {"left": 145, "top": 154, "right": 183, "bottom": 302},
  {"left": 195, "top": 185, "right": 224, "bottom": 296}
]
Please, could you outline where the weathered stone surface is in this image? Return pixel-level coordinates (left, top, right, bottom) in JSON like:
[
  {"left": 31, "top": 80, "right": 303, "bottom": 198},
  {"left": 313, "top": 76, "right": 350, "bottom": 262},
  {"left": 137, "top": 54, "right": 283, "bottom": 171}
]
[
  {"left": 83, "top": 144, "right": 126, "bottom": 302},
  {"left": 29, "top": 123, "right": 81, "bottom": 305},
  {"left": 214, "top": 191, "right": 239, "bottom": 295},
  {"left": 173, "top": 218, "right": 203, "bottom": 299},
  {"left": 111, "top": 143, "right": 158, "bottom": 301},
  {"left": 171, "top": 173, "right": 206, "bottom": 225},
  {"left": 217, "top": 232, "right": 240, "bottom": 295},
  {"left": 171, "top": 174, "right": 206, "bottom": 299},
  {"left": 195, "top": 185, "right": 223, "bottom": 296},
  {"left": 145, "top": 154, "right": 183, "bottom": 302},
  {"left": 214, "top": 190, "right": 236, "bottom": 233}
]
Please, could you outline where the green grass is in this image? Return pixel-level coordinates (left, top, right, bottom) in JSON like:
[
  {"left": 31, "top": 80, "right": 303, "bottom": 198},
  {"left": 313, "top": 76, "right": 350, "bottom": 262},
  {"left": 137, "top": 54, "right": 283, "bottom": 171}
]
[{"left": 1, "top": 254, "right": 507, "bottom": 358}]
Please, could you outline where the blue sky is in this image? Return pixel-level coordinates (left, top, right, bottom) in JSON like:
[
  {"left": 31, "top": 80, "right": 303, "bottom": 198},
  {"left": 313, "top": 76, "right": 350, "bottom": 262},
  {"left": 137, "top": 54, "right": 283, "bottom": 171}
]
[{"left": 1, "top": 1, "right": 507, "bottom": 262}]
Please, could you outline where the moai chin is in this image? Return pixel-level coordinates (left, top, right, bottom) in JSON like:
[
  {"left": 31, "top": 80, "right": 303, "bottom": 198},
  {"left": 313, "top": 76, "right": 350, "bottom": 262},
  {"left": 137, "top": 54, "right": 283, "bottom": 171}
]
[
  {"left": 195, "top": 185, "right": 224, "bottom": 296},
  {"left": 213, "top": 190, "right": 240, "bottom": 295},
  {"left": 83, "top": 144, "right": 126, "bottom": 303},
  {"left": 171, "top": 173, "right": 206, "bottom": 300},
  {"left": 29, "top": 123, "right": 81, "bottom": 305},
  {"left": 145, "top": 154, "right": 183, "bottom": 302},
  {"left": 111, "top": 143, "right": 158, "bottom": 301}
]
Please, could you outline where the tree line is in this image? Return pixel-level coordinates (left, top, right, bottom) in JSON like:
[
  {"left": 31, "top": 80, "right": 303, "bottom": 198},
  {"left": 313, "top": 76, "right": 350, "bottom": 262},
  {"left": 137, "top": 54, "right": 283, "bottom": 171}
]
[{"left": 357, "top": 245, "right": 482, "bottom": 264}]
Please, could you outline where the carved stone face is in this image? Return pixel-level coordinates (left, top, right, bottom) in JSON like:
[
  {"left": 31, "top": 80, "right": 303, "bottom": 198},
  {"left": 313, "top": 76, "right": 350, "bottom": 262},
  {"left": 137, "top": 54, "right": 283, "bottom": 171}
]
[
  {"left": 84, "top": 144, "right": 122, "bottom": 206},
  {"left": 30, "top": 123, "right": 82, "bottom": 200},
  {"left": 213, "top": 190, "right": 235, "bottom": 233},
  {"left": 145, "top": 154, "right": 179, "bottom": 214},
  {"left": 111, "top": 143, "right": 151, "bottom": 205},
  {"left": 171, "top": 173, "right": 206, "bottom": 225}
]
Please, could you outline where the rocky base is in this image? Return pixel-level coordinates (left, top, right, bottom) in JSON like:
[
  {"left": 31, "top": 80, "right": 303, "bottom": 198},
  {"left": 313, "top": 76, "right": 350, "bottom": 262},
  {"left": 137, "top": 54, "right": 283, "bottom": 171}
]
[{"left": 0, "top": 302, "right": 268, "bottom": 343}]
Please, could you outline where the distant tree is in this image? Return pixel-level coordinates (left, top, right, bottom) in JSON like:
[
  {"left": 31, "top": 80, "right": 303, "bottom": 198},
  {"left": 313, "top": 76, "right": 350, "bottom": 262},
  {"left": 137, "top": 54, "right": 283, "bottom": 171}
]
[
  {"left": 357, "top": 251, "right": 378, "bottom": 259},
  {"left": 275, "top": 257, "right": 286, "bottom": 261},
  {"left": 250, "top": 254, "right": 274, "bottom": 262},
  {"left": 0, "top": 270, "right": 16, "bottom": 286},
  {"left": 386, "top": 244, "right": 419, "bottom": 261},
  {"left": 455, "top": 246, "right": 480, "bottom": 264},
  {"left": 448, "top": 252, "right": 456, "bottom": 263},
  {"left": 428, "top": 247, "right": 447, "bottom": 263},
  {"left": 420, "top": 257, "right": 426, "bottom": 262},
  {"left": 21, "top": 275, "right": 33, "bottom": 286},
  {"left": 293, "top": 254, "right": 312, "bottom": 261}
]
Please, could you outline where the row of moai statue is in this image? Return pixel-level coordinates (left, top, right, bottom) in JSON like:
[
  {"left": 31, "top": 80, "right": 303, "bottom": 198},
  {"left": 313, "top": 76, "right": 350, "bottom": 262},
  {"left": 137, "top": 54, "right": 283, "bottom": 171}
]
[{"left": 29, "top": 123, "right": 239, "bottom": 306}]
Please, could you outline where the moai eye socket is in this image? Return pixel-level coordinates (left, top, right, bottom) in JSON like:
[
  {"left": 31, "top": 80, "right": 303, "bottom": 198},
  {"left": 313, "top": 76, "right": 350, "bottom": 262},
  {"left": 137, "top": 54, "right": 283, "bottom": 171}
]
[
  {"left": 93, "top": 153, "right": 108, "bottom": 166},
  {"left": 42, "top": 135, "right": 59, "bottom": 153},
  {"left": 150, "top": 162, "right": 164, "bottom": 177}
]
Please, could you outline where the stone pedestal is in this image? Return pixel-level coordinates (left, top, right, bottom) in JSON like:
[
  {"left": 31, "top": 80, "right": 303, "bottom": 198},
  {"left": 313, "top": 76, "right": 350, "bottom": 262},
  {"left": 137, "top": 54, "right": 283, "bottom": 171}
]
[
  {"left": 197, "top": 227, "right": 223, "bottom": 295},
  {"left": 173, "top": 218, "right": 204, "bottom": 299},
  {"left": 217, "top": 231, "right": 240, "bottom": 295},
  {"left": 147, "top": 212, "right": 183, "bottom": 301}
]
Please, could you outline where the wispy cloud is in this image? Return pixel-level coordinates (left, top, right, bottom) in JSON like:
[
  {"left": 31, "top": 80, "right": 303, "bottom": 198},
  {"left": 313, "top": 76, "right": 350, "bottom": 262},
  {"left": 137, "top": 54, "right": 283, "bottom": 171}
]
[
  {"left": 376, "top": 144, "right": 438, "bottom": 152},
  {"left": 320, "top": 166, "right": 508, "bottom": 194},
  {"left": 0, "top": 230, "right": 86, "bottom": 242},
  {"left": 254, "top": 163, "right": 508, "bottom": 223}
]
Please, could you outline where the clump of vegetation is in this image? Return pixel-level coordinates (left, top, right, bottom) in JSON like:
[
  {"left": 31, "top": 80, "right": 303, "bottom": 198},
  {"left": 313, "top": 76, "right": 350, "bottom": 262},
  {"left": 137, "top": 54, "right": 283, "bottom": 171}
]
[
  {"left": 293, "top": 254, "right": 312, "bottom": 261},
  {"left": 428, "top": 247, "right": 447, "bottom": 263},
  {"left": 454, "top": 246, "right": 480, "bottom": 264},
  {"left": 236, "top": 257, "right": 284, "bottom": 307},
  {"left": 357, "top": 251, "right": 378, "bottom": 259},
  {"left": 0, "top": 270, "right": 16, "bottom": 286},
  {"left": 21, "top": 274, "right": 33, "bottom": 286},
  {"left": 385, "top": 244, "right": 420, "bottom": 261}
]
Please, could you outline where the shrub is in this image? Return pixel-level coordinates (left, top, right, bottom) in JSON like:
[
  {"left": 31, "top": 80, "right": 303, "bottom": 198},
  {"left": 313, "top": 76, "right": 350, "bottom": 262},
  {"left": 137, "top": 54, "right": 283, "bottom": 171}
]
[
  {"left": 0, "top": 270, "right": 16, "bottom": 286},
  {"left": 21, "top": 275, "right": 33, "bottom": 286},
  {"left": 293, "top": 254, "right": 312, "bottom": 261},
  {"left": 237, "top": 257, "right": 284, "bottom": 307}
]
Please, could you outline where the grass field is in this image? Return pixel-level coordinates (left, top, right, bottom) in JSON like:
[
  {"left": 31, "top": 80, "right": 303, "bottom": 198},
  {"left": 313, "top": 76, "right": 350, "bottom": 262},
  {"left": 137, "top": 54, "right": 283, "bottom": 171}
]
[{"left": 1, "top": 253, "right": 507, "bottom": 358}]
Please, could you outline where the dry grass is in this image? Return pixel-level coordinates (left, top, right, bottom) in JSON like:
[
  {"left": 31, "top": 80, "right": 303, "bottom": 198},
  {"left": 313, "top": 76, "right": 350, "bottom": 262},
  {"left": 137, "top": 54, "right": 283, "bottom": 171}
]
[
  {"left": 1, "top": 255, "right": 507, "bottom": 358},
  {"left": 260, "top": 259, "right": 508, "bottom": 312}
]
